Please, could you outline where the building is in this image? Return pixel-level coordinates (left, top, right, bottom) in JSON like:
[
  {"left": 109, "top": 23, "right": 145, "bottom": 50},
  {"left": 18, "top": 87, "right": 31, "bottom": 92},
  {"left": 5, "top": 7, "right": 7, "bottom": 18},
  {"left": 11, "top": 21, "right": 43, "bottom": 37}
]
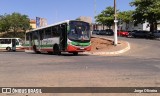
[
  {"left": 120, "top": 21, "right": 160, "bottom": 31},
  {"left": 91, "top": 24, "right": 110, "bottom": 31},
  {"left": 30, "top": 19, "right": 36, "bottom": 29},
  {"left": 76, "top": 16, "right": 92, "bottom": 24},
  {"left": 30, "top": 17, "right": 48, "bottom": 29},
  {"left": 36, "top": 17, "right": 48, "bottom": 28}
]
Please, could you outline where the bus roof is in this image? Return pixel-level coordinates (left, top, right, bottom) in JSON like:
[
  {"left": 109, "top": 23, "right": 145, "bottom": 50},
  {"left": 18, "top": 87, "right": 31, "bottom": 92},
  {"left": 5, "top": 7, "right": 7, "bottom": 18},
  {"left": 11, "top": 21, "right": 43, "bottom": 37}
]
[
  {"left": 26, "top": 20, "right": 89, "bottom": 33},
  {"left": 0, "top": 38, "right": 21, "bottom": 39}
]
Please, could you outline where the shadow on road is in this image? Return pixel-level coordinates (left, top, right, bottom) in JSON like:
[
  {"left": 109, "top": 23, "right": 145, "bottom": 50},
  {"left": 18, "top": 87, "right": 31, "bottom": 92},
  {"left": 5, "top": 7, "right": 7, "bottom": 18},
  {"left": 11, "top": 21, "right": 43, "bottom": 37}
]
[{"left": 28, "top": 52, "right": 90, "bottom": 57}]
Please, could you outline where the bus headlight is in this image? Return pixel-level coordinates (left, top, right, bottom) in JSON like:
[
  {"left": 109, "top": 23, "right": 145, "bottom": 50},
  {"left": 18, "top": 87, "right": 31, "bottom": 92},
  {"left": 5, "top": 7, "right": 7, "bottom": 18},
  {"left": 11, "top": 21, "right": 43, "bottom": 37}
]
[{"left": 68, "top": 42, "right": 71, "bottom": 45}]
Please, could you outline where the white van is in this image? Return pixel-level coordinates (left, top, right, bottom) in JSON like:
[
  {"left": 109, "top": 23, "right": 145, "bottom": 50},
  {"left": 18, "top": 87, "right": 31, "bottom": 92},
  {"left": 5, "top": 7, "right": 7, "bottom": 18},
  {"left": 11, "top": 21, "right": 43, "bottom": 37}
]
[{"left": 0, "top": 38, "right": 24, "bottom": 51}]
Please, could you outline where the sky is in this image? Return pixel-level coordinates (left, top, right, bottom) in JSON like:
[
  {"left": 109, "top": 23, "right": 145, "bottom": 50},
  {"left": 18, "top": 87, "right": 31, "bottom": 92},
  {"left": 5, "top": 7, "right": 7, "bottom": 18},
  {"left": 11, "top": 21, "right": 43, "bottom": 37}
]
[{"left": 0, "top": 0, "right": 135, "bottom": 24}]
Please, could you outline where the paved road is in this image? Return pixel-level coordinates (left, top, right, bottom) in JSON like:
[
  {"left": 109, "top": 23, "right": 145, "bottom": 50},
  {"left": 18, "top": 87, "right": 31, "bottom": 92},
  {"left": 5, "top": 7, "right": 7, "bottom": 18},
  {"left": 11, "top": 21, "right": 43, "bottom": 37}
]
[
  {"left": 98, "top": 35, "right": 160, "bottom": 57},
  {"left": 0, "top": 36, "right": 160, "bottom": 96}
]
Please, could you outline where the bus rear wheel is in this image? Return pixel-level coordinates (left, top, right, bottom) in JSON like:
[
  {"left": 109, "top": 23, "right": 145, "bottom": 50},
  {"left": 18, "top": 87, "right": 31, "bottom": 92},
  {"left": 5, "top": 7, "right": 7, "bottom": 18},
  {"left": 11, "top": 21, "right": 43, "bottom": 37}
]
[
  {"left": 6, "top": 47, "right": 11, "bottom": 52},
  {"left": 33, "top": 45, "right": 41, "bottom": 54},
  {"left": 54, "top": 45, "right": 61, "bottom": 55}
]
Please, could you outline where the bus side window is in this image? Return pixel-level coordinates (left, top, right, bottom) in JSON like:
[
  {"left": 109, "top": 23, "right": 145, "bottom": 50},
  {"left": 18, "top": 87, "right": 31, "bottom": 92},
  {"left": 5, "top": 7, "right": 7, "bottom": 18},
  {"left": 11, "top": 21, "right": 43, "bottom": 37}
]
[
  {"left": 4, "top": 39, "right": 11, "bottom": 44},
  {"left": 44, "top": 27, "right": 52, "bottom": 38},
  {"left": 0, "top": 39, "right": 4, "bottom": 44},
  {"left": 39, "top": 30, "right": 44, "bottom": 40},
  {"left": 33, "top": 31, "right": 39, "bottom": 40},
  {"left": 52, "top": 26, "right": 56, "bottom": 37},
  {"left": 30, "top": 33, "right": 32, "bottom": 41},
  {"left": 26, "top": 33, "right": 29, "bottom": 40},
  {"left": 52, "top": 26, "right": 60, "bottom": 37},
  {"left": 56, "top": 25, "right": 60, "bottom": 37},
  {"left": 7, "top": 39, "right": 11, "bottom": 44}
]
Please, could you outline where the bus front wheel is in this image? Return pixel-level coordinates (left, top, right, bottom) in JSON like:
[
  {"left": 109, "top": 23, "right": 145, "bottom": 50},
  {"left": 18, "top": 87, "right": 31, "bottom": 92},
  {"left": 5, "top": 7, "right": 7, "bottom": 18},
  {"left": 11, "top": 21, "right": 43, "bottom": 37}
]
[{"left": 6, "top": 47, "right": 11, "bottom": 52}]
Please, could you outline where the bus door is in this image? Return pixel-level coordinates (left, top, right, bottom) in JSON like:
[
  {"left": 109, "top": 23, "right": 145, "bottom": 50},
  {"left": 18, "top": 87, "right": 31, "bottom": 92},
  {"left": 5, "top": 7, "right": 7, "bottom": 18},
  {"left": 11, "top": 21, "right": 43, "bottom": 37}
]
[
  {"left": 12, "top": 39, "right": 16, "bottom": 51},
  {"left": 60, "top": 24, "right": 67, "bottom": 51}
]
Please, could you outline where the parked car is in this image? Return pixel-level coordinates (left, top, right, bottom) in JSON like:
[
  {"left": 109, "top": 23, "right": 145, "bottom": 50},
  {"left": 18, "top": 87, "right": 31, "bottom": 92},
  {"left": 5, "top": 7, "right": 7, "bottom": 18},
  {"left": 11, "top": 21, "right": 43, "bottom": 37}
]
[
  {"left": 152, "top": 30, "right": 160, "bottom": 38},
  {"left": 105, "top": 29, "right": 114, "bottom": 36},
  {"left": 96, "top": 30, "right": 100, "bottom": 35},
  {"left": 92, "top": 30, "right": 99, "bottom": 34},
  {"left": 132, "top": 30, "right": 152, "bottom": 38},
  {"left": 96, "top": 30, "right": 107, "bottom": 35},
  {"left": 117, "top": 30, "right": 129, "bottom": 37},
  {"left": 128, "top": 30, "right": 138, "bottom": 38}
]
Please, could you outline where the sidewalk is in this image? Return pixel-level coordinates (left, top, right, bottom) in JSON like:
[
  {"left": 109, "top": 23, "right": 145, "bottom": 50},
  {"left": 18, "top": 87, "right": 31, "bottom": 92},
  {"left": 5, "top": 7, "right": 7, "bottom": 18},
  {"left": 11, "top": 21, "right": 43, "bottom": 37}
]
[{"left": 83, "top": 36, "right": 130, "bottom": 56}]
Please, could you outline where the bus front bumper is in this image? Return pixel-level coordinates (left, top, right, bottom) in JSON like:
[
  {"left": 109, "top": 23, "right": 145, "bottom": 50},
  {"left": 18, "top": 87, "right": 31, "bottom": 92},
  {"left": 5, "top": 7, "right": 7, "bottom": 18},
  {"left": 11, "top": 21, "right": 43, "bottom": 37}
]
[{"left": 67, "top": 45, "right": 91, "bottom": 52}]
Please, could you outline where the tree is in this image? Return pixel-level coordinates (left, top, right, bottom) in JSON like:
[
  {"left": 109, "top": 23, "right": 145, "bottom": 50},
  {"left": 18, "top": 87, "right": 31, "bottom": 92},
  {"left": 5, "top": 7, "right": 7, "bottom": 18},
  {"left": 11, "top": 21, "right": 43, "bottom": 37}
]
[
  {"left": 0, "top": 12, "right": 31, "bottom": 33},
  {"left": 118, "top": 10, "right": 134, "bottom": 30},
  {"left": 95, "top": 6, "right": 115, "bottom": 29},
  {"left": 0, "top": 14, "right": 11, "bottom": 33},
  {"left": 10, "top": 12, "right": 30, "bottom": 33},
  {"left": 0, "top": 13, "right": 31, "bottom": 38},
  {"left": 20, "top": 14, "right": 31, "bottom": 32},
  {"left": 130, "top": 0, "right": 160, "bottom": 31}
]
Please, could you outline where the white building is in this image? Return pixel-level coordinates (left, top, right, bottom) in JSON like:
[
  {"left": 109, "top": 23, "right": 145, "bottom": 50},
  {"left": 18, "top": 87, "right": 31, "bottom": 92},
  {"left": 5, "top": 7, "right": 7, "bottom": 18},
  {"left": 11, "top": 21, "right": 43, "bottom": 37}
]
[{"left": 120, "top": 21, "right": 160, "bottom": 31}]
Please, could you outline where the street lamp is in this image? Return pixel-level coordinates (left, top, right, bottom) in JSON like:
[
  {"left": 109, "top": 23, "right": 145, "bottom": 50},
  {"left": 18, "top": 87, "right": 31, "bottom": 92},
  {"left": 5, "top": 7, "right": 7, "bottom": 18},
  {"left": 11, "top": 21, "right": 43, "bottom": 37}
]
[{"left": 114, "top": 0, "right": 118, "bottom": 46}]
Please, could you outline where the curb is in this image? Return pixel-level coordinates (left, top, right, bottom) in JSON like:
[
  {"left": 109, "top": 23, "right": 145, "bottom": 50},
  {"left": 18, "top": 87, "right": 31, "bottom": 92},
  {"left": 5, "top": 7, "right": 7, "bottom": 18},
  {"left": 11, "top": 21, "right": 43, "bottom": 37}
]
[{"left": 83, "top": 37, "right": 131, "bottom": 56}]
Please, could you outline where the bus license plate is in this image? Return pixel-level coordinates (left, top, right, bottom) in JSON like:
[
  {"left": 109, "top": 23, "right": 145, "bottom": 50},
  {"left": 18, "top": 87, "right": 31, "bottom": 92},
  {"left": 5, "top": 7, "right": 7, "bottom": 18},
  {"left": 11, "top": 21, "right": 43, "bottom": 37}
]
[{"left": 80, "top": 48, "right": 84, "bottom": 50}]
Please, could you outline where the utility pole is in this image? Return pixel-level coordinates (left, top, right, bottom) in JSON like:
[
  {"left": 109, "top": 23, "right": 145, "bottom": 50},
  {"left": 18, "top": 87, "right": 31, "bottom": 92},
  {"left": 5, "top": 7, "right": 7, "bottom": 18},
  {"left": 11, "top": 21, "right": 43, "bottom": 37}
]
[
  {"left": 94, "top": 0, "right": 97, "bottom": 19},
  {"left": 94, "top": 0, "right": 97, "bottom": 30},
  {"left": 114, "top": 0, "right": 118, "bottom": 46}
]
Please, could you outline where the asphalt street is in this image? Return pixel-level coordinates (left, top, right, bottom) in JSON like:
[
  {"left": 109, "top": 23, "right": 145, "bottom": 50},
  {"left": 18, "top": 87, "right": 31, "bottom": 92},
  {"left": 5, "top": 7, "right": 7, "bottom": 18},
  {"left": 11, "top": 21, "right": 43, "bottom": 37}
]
[{"left": 0, "top": 36, "right": 160, "bottom": 96}]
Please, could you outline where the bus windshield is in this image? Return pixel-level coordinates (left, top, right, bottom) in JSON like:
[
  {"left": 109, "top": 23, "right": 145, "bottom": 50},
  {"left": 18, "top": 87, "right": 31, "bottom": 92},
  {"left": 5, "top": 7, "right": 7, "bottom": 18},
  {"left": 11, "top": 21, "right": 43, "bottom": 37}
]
[
  {"left": 18, "top": 39, "right": 24, "bottom": 45},
  {"left": 68, "top": 21, "right": 90, "bottom": 41}
]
